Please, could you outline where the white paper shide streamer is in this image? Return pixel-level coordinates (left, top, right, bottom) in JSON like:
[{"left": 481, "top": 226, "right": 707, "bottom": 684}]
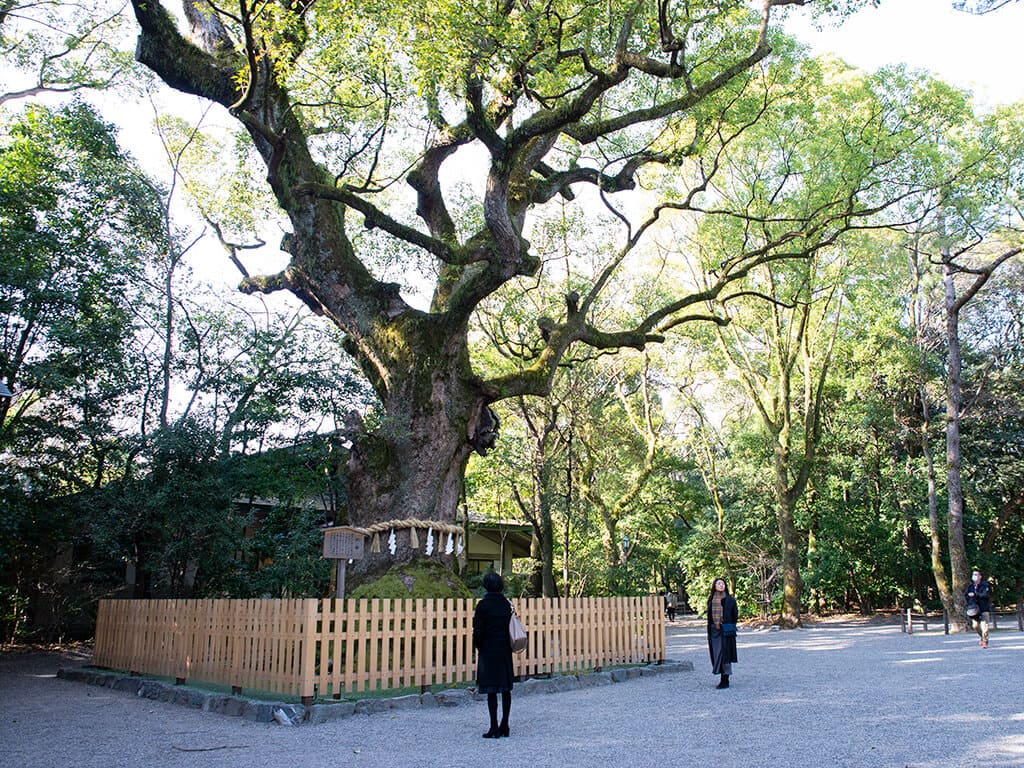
[
  {"left": 388, "top": 528, "right": 397, "bottom": 555},
  {"left": 444, "top": 531, "right": 454, "bottom": 555},
  {"left": 425, "top": 527, "right": 434, "bottom": 556}
]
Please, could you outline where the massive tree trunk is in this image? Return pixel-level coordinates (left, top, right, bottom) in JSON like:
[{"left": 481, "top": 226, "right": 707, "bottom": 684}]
[{"left": 344, "top": 321, "right": 491, "bottom": 577}]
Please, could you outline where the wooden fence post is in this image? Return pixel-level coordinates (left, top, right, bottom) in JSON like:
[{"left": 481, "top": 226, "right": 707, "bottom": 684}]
[{"left": 300, "top": 599, "right": 319, "bottom": 706}]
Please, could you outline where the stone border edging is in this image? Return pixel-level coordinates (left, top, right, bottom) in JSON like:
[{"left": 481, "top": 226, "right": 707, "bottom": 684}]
[{"left": 57, "top": 659, "right": 693, "bottom": 726}]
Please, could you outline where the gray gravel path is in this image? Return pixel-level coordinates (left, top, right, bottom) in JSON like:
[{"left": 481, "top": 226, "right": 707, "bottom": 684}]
[{"left": 2, "top": 618, "right": 1022, "bottom": 768}]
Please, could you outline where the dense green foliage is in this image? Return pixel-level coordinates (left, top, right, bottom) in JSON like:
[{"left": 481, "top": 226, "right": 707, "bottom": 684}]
[{"left": 0, "top": 104, "right": 369, "bottom": 641}]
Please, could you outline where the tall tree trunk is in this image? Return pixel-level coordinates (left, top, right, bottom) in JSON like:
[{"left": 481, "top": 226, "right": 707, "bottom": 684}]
[
  {"left": 907, "top": 244, "right": 954, "bottom": 616},
  {"left": 943, "top": 257, "right": 970, "bottom": 631},
  {"left": 580, "top": 357, "right": 659, "bottom": 579},
  {"left": 562, "top": 425, "right": 574, "bottom": 599},
  {"left": 511, "top": 397, "right": 558, "bottom": 597},
  {"left": 531, "top": 461, "right": 557, "bottom": 597},
  {"left": 346, "top": 323, "right": 490, "bottom": 580},
  {"left": 716, "top": 262, "right": 841, "bottom": 628},
  {"left": 936, "top": 225, "right": 1020, "bottom": 627},
  {"left": 921, "top": 389, "right": 953, "bottom": 614},
  {"left": 776, "top": 460, "right": 803, "bottom": 628}
]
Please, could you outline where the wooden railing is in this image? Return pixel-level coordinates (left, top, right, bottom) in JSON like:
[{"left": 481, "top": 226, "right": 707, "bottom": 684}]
[
  {"left": 93, "top": 596, "right": 665, "bottom": 701},
  {"left": 900, "top": 606, "right": 1024, "bottom": 634}
]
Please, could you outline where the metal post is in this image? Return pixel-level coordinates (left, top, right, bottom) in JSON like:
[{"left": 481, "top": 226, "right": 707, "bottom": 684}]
[
  {"left": 335, "top": 560, "right": 347, "bottom": 599},
  {"left": 906, "top": 608, "right": 912, "bottom": 634}
]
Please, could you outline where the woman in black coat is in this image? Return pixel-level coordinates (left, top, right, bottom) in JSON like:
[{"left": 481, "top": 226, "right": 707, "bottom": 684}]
[
  {"left": 706, "top": 577, "right": 738, "bottom": 689},
  {"left": 473, "top": 571, "right": 515, "bottom": 737}
]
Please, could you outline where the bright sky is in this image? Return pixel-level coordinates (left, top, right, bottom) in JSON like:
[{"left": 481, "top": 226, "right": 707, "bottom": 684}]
[{"left": 786, "top": 0, "right": 1024, "bottom": 107}]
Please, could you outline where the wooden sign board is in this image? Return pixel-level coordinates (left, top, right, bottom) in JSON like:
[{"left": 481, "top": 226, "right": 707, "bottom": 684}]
[{"left": 323, "top": 527, "right": 365, "bottom": 560}]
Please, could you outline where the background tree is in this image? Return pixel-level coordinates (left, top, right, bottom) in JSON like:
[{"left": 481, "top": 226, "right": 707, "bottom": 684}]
[
  {"left": 903, "top": 104, "right": 1024, "bottom": 628},
  {"left": 0, "top": 99, "right": 371, "bottom": 636},
  {"left": 0, "top": 102, "right": 167, "bottom": 638},
  {"left": 0, "top": 101, "right": 166, "bottom": 483},
  {"left": 0, "top": 0, "right": 134, "bottom": 105}
]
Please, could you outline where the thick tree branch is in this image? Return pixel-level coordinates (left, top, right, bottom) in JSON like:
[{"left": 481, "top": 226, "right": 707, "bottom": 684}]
[
  {"left": 292, "top": 181, "right": 466, "bottom": 264},
  {"left": 130, "top": 0, "right": 240, "bottom": 106}
]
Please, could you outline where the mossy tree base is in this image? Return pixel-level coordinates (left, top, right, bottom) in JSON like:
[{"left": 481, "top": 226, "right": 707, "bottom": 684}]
[{"left": 347, "top": 559, "right": 472, "bottom": 600}]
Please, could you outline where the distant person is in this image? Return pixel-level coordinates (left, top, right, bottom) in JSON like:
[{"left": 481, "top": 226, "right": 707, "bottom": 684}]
[
  {"left": 665, "top": 590, "right": 678, "bottom": 622},
  {"left": 965, "top": 569, "right": 992, "bottom": 648},
  {"left": 473, "top": 572, "right": 514, "bottom": 737},
  {"left": 707, "top": 577, "right": 738, "bottom": 689}
]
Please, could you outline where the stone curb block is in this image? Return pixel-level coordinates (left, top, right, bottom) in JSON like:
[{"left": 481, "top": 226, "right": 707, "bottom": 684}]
[
  {"left": 59, "top": 668, "right": 293, "bottom": 724},
  {"left": 113, "top": 676, "right": 143, "bottom": 694},
  {"left": 307, "top": 701, "right": 356, "bottom": 724},
  {"left": 577, "top": 671, "right": 614, "bottom": 688},
  {"left": 515, "top": 677, "right": 555, "bottom": 697},
  {"left": 434, "top": 689, "right": 473, "bottom": 707},
  {"left": 354, "top": 698, "right": 392, "bottom": 715},
  {"left": 389, "top": 694, "right": 422, "bottom": 711},
  {"left": 58, "top": 657, "right": 691, "bottom": 726},
  {"left": 552, "top": 675, "right": 580, "bottom": 693}
]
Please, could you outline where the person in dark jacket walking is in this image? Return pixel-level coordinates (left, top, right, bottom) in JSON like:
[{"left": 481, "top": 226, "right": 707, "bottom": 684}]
[
  {"left": 473, "top": 572, "right": 515, "bottom": 737},
  {"left": 707, "top": 577, "right": 738, "bottom": 689},
  {"left": 965, "top": 569, "right": 993, "bottom": 648}
]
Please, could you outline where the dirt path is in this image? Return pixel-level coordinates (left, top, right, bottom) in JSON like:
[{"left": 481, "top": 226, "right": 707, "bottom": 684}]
[{"left": 2, "top": 620, "right": 1022, "bottom": 768}]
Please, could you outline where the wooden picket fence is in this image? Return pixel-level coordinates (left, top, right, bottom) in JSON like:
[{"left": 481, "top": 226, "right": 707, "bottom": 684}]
[{"left": 93, "top": 596, "right": 665, "bottom": 701}]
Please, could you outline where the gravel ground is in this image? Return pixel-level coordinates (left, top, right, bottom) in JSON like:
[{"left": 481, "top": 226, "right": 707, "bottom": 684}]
[{"left": 2, "top": 618, "right": 1022, "bottom": 768}]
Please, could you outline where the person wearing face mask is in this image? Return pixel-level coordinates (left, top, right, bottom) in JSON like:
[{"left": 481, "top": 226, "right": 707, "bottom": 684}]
[{"left": 965, "top": 569, "right": 992, "bottom": 649}]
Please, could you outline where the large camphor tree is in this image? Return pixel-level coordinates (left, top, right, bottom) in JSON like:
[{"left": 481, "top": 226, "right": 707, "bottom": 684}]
[{"left": 128, "top": 0, "right": 887, "bottom": 584}]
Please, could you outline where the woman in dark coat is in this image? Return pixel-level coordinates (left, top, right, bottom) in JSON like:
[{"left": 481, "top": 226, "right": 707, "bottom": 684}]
[
  {"left": 473, "top": 572, "right": 515, "bottom": 737},
  {"left": 706, "top": 577, "right": 738, "bottom": 689}
]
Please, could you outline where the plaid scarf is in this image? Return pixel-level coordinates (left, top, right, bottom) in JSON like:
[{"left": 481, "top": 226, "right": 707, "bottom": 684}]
[{"left": 711, "top": 594, "right": 724, "bottom": 626}]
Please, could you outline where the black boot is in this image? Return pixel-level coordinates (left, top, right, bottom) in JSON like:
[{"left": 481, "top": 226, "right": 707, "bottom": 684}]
[
  {"left": 716, "top": 674, "right": 729, "bottom": 689},
  {"left": 483, "top": 692, "right": 500, "bottom": 737},
  {"left": 498, "top": 690, "right": 511, "bottom": 736}
]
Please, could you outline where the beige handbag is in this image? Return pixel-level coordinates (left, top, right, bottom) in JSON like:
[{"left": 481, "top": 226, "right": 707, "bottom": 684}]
[{"left": 508, "top": 600, "right": 528, "bottom": 653}]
